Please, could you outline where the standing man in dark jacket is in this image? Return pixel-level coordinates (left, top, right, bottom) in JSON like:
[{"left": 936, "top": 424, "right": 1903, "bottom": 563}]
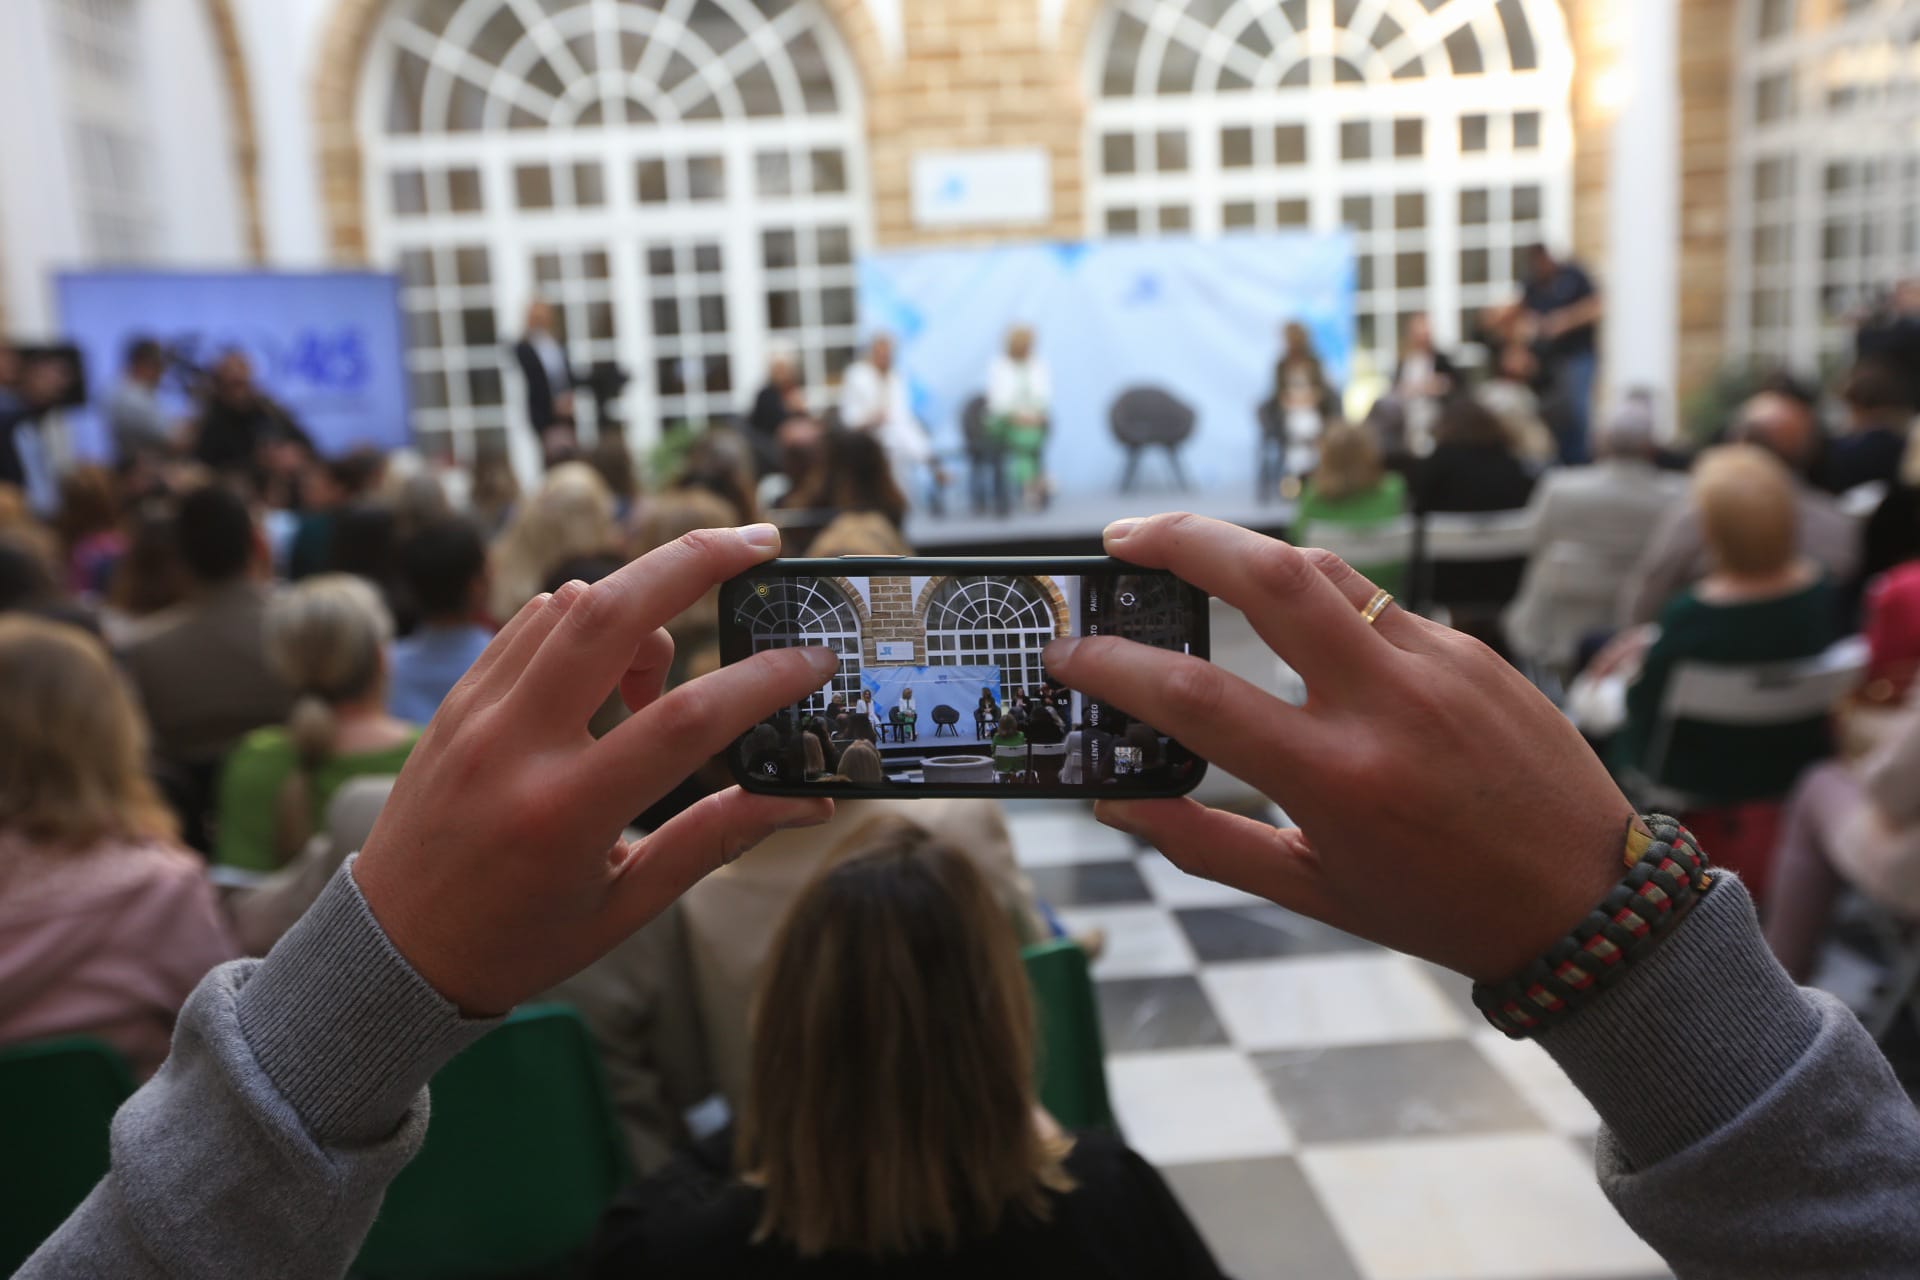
[{"left": 513, "top": 299, "right": 576, "bottom": 468}]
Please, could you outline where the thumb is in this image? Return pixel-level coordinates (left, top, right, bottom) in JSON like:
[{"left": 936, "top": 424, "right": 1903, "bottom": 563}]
[
  {"left": 608, "top": 788, "right": 833, "bottom": 933},
  {"left": 1095, "top": 798, "right": 1343, "bottom": 925}
]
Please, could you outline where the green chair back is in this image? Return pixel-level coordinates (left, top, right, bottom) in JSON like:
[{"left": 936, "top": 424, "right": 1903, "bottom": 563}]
[
  {"left": 1022, "top": 938, "right": 1116, "bottom": 1132},
  {"left": 0, "top": 1037, "right": 135, "bottom": 1274},
  {"left": 354, "top": 1004, "right": 630, "bottom": 1280}
]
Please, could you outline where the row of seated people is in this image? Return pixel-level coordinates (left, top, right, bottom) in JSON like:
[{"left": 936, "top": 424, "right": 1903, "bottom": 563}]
[{"left": 1291, "top": 366, "right": 1920, "bottom": 981}]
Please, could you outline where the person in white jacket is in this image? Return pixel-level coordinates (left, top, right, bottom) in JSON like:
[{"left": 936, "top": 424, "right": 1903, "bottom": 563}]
[{"left": 839, "top": 334, "right": 936, "bottom": 509}]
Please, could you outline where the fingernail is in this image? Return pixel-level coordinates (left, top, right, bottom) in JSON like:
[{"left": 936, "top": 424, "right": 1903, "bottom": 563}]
[
  {"left": 803, "top": 646, "right": 841, "bottom": 677},
  {"left": 1105, "top": 517, "right": 1145, "bottom": 541},
  {"left": 741, "top": 523, "right": 780, "bottom": 552},
  {"left": 1043, "top": 637, "right": 1081, "bottom": 671}
]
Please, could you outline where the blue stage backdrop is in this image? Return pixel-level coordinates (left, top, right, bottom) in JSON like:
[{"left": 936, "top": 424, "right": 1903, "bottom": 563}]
[
  {"left": 56, "top": 270, "right": 411, "bottom": 461},
  {"left": 857, "top": 234, "right": 1354, "bottom": 496}
]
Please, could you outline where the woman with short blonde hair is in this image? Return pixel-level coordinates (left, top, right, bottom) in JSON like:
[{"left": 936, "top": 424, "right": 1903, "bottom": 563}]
[
  {"left": 593, "top": 828, "right": 1222, "bottom": 1273},
  {"left": 488, "top": 461, "right": 620, "bottom": 620},
  {"left": 1694, "top": 444, "right": 1798, "bottom": 577},
  {"left": 0, "top": 616, "right": 236, "bottom": 1076}
]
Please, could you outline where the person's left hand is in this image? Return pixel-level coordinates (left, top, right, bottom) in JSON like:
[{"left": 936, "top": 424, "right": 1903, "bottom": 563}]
[{"left": 352, "top": 525, "right": 837, "bottom": 1016}]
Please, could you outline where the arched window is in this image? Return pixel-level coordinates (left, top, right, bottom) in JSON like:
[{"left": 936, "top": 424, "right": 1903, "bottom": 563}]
[
  {"left": 1731, "top": 0, "right": 1920, "bottom": 370},
  {"left": 924, "top": 576, "right": 1060, "bottom": 696},
  {"left": 362, "top": 0, "right": 866, "bottom": 464},
  {"left": 1086, "top": 0, "right": 1573, "bottom": 372},
  {"left": 734, "top": 577, "right": 863, "bottom": 712}
]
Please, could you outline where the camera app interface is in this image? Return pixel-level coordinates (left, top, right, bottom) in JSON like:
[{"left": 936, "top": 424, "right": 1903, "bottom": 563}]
[{"left": 732, "top": 571, "right": 1201, "bottom": 790}]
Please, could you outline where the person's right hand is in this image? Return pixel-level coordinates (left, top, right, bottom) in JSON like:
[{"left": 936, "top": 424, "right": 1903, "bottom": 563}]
[
  {"left": 352, "top": 525, "right": 838, "bottom": 1016},
  {"left": 1044, "top": 514, "right": 1637, "bottom": 983}
]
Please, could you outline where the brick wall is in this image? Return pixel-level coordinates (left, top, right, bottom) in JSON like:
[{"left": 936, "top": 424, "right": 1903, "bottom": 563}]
[
  {"left": 862, "top": 576, "right": 924, "bottom": 668},
  {"left": 205, "top": 0, "right": 265, "bottom": 263},
  {"left": 1677, "top": 0, "right": 1736, "bottom": 395}
]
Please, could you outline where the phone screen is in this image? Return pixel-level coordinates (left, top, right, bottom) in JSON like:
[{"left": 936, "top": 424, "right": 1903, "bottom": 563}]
[{"left": 719, "top": 559, "right": 1208, "bottom": 798}]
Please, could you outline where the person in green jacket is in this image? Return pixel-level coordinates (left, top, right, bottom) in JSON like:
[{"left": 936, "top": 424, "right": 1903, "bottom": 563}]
[
  {"left": 1612, "top": 445, "right": 1840, "bottom": 803},
  {"left": 1295, "top": 421, "right": 1409, "bottom": 597},
  {"left": 215, "top": 575, "right": 420, "bottom": 871},
  {"left": 991, "top": 713, "right": 1027, "bottom": 780}
]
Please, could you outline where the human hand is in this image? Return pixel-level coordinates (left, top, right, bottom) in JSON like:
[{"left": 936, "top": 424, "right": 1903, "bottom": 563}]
[
  {"left": 1585, "top": 625, "right": 1655, "bottom": 680},
  {"left": 1044, "top": 515, "right": 1634, "bottom": 982},
  {"left": 352, "top": 525, "right": 837, "bottom": 1015}
]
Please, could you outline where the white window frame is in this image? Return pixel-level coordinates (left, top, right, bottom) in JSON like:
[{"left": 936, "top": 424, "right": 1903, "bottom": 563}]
[
  {"left": 737, "top": 577, "right": 865, "bottom": 712},
  {"left": 1727, "top": 0, "right": 1920, "bottom": 373},
  {"left": 360, "top": 0, "right": 870, "bottom": 466},
  {"left": 924, "top": 576, "right": 1058, "bottom": 698},
  {"left": 1083, "top": 0, "right": 1574, "bottom": 373}
]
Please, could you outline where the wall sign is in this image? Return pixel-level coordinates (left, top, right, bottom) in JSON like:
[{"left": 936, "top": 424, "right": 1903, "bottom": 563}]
[{"left": 910, "top": 148, "right": 1052, "bottom": 228}]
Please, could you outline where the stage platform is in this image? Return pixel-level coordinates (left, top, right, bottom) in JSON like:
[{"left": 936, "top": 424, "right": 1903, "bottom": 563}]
[{"left": 901, "top": 489, "right": 1299, "bottom": 556}]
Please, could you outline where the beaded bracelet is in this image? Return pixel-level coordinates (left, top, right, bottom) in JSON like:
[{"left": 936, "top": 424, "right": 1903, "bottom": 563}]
[{"left": 1472, "top": 814, "right": 1714, "bottom": 1039}]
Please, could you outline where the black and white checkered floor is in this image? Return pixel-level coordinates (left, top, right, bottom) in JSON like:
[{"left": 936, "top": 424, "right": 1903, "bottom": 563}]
[{"left": 1007, "top": 802, "right": 1675, "bottom": 1280}]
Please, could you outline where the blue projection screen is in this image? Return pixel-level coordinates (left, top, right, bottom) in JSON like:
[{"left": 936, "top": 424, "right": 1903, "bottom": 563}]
[
  {"left": 56, "top": 270, "right": 411, "bottom": 461},
  {"left": 857, "top": 234, "right": 1355, "bottom": 497}
]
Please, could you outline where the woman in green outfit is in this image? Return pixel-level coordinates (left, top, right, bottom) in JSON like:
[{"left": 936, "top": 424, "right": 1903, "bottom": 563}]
[
  {"left": 215, "top": 575, "right": 421, "bottom": 871},
  {"left": 1612, "top": 446, "right": 1840, "bottom": 804},
  {"left": 1294, "top": 422, "right": 1409, "bottom": 597},
  {"left": 991, "top": 713, "right": 1028, "bottom": 781},
  {"left": 985, "top": 326, "right": 1052, "bottom": 510}
]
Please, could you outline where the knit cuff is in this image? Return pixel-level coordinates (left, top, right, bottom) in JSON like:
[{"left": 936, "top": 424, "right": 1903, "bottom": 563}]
[
  {"left": 234, "top": 855, "right": 502, "bottom": 1146},
  {"left": 1539, "top": 873, "right": 1822, "bottom": 1169}
]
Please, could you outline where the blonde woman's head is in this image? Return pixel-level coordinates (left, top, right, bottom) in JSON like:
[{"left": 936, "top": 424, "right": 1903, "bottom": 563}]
[
  {"left": 0, "top": 615, "right": 175, "bottom": 848},
  {"left": 490, "top": 461, "right": 618, "bottom": 617},
  {"left": 1311, "top": 422, "right": 1383, "bottom": 502},
  {"left": 1693, "top": 444, "right": 1799, "bottom": 578}
]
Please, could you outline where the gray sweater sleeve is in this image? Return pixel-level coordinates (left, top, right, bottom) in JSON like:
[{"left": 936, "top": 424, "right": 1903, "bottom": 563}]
[
  {"left": 1542, "top": 873, "right": 1920, "bottom": 1278},
  {"left": 19, "top": 859, "right": 499, "bottom": 1280}
]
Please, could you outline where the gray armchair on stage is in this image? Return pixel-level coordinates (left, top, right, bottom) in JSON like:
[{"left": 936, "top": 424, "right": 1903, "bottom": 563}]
[
  {"left": 931, "top": 704, "right": 961, "bottom": 737},
  {"left": 1110, "top": 386, "right": 1195, "bottom": 494}
]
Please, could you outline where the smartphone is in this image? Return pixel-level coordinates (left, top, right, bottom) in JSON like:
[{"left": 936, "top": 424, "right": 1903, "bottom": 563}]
[{"left": 719, "top": 556, "right": 1210, "bottom": 799}]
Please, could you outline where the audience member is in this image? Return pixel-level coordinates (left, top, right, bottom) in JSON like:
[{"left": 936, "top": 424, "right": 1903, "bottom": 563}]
[
  {"left": 328, "top": 499, "right": 417, "bottom": 635},
  {"left": 671, "top": 429, "right": 762, "bottom": 527},
  {"left": 376, "top": 451, "right": 453, "bottom": 542},
  {"left": 387, "top": 518, "right": 492, "bottom": 723},
  {"left": 288, "top": 449, "right": 384, "bottom": 580},
  {"left": 986, "top": 325, "right": 1052, "bottom": 510},
  {"left": 1504, "top": 403, "right": 1688, "bottom": 673},
  {"left": 1414, "top": 398, "right": 1537, "bottom": 516},
  {"left": 215, "top": 575, "right": 419, "bottom": 871},
  {"left": 104, "top": 337, "right": 173, "bottom": 467},
  {"left": 513, "top": 299, "right": 577, "bottom": 465},
  {"left": 103, "top": 498, "right": 184, "bottom": 629},
  {"left": 599, "top": 830, "right": 1221, "bottom": 1276},
  {"left": 0, "top": 616, "right": 236, "bottom": 1078},
  {"left": 187, "top": 351, "right": 311, "bottom": 489},
  {"left": 118, "top": 486, "right": 293, "bottom": 772},
  {"left": 1862, "top": 561, "right": 1920, "bottom": 702},
  {"left": 489, "top": 461, "right": 620, "bottom": 621},
  {"left": 1296, "top": 421, "right": 1409, "bottom": 596},
  {"left": 0, "top": 344, "right": 71, "bottom": 494},
  {"left": 1823, "top": 361, "right": 1914, "bottom": 495},
  {"left": 836, "top": 739, "right": 884, "bottom": 785},
  {"left": 840, "top": 333, "right": 935, "bottom": 507},
  {"left": 746, "top": 348, "right": 813, "bottom": 479},
  {"left": 1619, "top": 389, "right": 1861, "bottom": 626},
  {"left": 469, "top": 448, "right": 522, "bottom": 537},
  {"left": 1858, "top": 430, "right": 1920, "bottom": 593},
  {"left": 789, "top": 428, "right": 909, "bottom": 549},
  {"left": 1763, "top": 704, "right": 1920, "bottom": 982},
  {"left": 587, "top": 432, "right": 642, "bottom": 524},
  {"left": 678, "top": 800, "right": 1051, "bottom": 1104},
  {"left": 1854, "top": 277, "right": 1920, "bottom": 408},
  {"left": 1474, "top": 342, "right": 1559, "bottom": 468},
  {"left": 992, "top": 713, "right": 1027, "bottom": 778},
  {"left": 55, "top": 465, "right": 127, "bottom": 599},
  {"left": 1610, "top": 446, "right": 1839, "bottom": 802}
]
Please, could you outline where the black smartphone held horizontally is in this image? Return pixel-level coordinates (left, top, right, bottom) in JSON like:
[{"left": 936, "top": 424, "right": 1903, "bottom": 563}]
[{"left": 719, "top": 556, "right": 1210, "bottom": 799}]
